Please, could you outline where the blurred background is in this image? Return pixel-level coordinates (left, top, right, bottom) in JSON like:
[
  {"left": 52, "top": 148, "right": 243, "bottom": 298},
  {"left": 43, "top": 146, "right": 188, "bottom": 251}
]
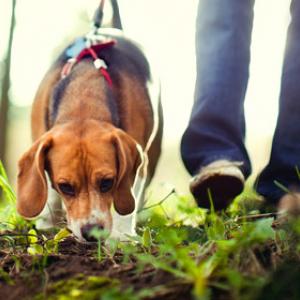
[{"left": 0, "top": 0, "right": 291, "bottom": 199}]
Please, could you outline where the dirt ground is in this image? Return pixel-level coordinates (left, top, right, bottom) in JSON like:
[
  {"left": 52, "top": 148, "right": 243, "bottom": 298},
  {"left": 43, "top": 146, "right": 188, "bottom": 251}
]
[{"left": 0, "top": 235, "right": 193, "bottom": 300}]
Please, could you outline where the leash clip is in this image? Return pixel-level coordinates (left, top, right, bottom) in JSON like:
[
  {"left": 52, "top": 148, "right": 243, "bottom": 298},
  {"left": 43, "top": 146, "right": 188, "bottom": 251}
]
[{"left": 85, "top": 29, "right": 106, "bottom": 46}]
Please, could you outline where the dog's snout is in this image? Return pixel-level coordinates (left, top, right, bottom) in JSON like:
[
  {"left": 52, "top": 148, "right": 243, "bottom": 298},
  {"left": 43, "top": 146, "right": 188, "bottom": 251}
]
[{"left": 81, "top": 223, "right": 104, "bottom": 242}]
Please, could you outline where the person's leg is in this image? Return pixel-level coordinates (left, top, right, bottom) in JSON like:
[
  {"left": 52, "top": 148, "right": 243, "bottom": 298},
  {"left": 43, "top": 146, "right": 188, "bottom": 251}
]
[
  {"left": 256, "top": 0, "right": 300, "bottom": 206},
  {"left": 181, "top": 0, "right": 254, "bottom": 208}
]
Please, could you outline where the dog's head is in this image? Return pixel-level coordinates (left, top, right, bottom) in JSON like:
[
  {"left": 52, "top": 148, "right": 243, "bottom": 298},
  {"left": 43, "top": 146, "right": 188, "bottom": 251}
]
[{"left": 17, "top": 120, "right": 141, "bottom": 241}]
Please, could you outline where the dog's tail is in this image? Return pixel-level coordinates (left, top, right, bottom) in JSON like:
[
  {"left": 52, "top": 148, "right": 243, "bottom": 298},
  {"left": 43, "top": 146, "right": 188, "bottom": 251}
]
[{"left": 93, "top": 0, "right": 123, "bottom": 30}]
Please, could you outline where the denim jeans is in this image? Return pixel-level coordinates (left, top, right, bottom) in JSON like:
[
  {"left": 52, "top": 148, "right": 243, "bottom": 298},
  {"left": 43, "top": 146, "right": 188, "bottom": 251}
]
[{"left": 181, "top": 0, "right": 300, "bottom": 204}]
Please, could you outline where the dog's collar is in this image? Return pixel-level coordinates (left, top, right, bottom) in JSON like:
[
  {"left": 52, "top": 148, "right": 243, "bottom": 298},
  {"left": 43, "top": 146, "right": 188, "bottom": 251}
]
[{"left": 61, "top": 37, "right": 116, "bottom": 87}]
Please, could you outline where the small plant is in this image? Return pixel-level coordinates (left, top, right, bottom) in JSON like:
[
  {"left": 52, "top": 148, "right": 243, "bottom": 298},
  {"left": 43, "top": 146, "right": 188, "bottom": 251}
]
[
  {"left": 0, "top": 160, "right": 32, "bottom": 233},
  {"left": 26, "top": 227, "right": 71, "bottom": 255},
  {"left": 88, "top": 227, "right": 110, "bottom": 261}
]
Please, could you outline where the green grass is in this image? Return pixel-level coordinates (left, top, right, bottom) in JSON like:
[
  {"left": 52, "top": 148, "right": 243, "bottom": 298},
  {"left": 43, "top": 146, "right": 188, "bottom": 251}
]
[
  {"left": 0, "top": 161, "right": 32, "bottom": 232},
  {"left": 0, "top": 161, "right": 300, "bottom": 300}
]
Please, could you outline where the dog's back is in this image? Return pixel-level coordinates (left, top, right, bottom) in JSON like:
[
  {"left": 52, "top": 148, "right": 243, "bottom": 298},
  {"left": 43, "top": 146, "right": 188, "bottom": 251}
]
[
  {"left": 17, "top": 1, "right": 162, "bottom": 241},
  {"left": 31, "top": 29, "right": 162, "bottom": 178}
]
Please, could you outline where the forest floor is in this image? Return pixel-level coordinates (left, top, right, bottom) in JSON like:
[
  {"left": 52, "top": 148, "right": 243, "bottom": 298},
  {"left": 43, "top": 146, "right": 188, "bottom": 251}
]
[{"left": 1, "top": 163, "right": 300, "bottom": 300}]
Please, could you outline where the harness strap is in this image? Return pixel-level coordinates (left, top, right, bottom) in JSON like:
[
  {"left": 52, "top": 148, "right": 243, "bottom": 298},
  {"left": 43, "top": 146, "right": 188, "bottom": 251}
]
[{"left": 61, "top": 39, "right": 116, "bottom": 87}]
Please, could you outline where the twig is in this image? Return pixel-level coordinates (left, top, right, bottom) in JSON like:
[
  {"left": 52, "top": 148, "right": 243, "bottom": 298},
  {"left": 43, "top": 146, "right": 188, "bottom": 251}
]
[
  {"left": 138, "top": 189, "right": 176, "bottom": 213},
  {"left": 225, "top": 212, "right": 281, "bottom": 224},
  {"left": 0, "top": 233, "right": 39, "bottom": 238},
  {"left": 0, "top": 233, "right": 38, "bottom": 238}
]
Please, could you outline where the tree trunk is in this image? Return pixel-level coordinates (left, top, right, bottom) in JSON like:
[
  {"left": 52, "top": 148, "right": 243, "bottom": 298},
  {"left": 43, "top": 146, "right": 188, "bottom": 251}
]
[{"left": 0, "top": 0, "right": 16, "bottom": 165}]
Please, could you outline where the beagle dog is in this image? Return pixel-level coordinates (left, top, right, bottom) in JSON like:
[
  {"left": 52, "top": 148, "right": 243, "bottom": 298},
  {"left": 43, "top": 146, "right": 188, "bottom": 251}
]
[{"left": 17, "top": 28, "right": 162, "bottom": 242}]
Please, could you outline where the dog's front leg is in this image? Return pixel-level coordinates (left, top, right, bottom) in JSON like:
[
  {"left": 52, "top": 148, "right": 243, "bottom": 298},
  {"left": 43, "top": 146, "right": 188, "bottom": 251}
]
[
  {"left": 35, "top": 176, "right": 64, "bottom": 229},
  {"left": 110, "top": 176, "right": 145, "bottom": 241},
  {"left": 110, "top": 211, "right": 137, "bottom": 241}
]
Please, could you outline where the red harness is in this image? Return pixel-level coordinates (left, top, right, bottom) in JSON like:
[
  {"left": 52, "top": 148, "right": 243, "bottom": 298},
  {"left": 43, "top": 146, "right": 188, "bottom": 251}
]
[{"left": 61, "top": 40, "right": 116, "bottom": 87}]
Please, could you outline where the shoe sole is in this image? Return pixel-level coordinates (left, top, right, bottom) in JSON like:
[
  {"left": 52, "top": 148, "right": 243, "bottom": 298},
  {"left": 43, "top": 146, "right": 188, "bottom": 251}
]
[{"left": 191, "top": 174, "right": 244, "bottom": 210}]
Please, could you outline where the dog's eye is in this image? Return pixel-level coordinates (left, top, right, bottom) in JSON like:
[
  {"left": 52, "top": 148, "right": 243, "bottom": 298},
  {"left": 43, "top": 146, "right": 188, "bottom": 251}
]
[
  {"left": 58, "top": 183, "right": 76, "bottom": 197},
  {"left": 99, "top": 178, "right": 114, "bottom": 193}
]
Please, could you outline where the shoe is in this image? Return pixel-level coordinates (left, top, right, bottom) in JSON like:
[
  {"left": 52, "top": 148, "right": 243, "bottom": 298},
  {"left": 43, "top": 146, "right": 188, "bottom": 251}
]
[{"left": 190, "top": 160, "right": 245, "bottom": 210}]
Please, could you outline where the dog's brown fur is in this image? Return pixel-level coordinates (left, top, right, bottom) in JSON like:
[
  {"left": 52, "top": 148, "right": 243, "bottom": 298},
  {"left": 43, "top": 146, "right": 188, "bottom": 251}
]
[{"left": 17, "top": 32, "right": 162, "bottom": 239}]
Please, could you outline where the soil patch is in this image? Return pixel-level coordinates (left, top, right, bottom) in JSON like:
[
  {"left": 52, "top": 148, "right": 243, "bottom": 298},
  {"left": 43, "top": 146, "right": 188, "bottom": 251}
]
[{"left": 0, "top": 236, "right": 192, "bottom": 300}]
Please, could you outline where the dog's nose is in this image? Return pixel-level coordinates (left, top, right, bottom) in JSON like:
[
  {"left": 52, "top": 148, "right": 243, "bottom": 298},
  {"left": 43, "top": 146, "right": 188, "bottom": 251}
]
[{"left": 81, "top": 223, "right": 104, "bottom": 242}]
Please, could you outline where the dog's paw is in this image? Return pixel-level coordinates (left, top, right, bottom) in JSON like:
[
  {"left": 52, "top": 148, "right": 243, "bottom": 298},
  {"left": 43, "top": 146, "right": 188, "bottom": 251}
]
[
  {"left": 35, "top": 216, "right": 56, "bottom": 230},
  {"left": 109, "top": 229, "right": 137, "bottom": 242}
]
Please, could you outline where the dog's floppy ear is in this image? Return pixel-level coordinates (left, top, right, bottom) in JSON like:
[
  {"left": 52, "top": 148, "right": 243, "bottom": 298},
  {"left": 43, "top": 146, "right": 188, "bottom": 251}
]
[
  {"left": 112, "top": 129, "right": 141, "bottom": 215},
  {"left": 17, "top": 134, "right": 52, "bottom": 218}
]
